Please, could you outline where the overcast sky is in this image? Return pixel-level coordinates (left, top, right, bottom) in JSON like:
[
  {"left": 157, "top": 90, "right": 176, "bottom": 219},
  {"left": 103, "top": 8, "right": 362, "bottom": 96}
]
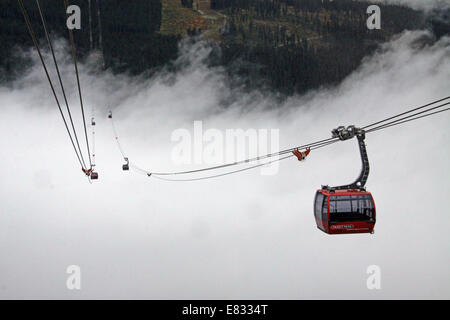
[{"left": 0, "top": 29, "right": 449, "bottom": 299}]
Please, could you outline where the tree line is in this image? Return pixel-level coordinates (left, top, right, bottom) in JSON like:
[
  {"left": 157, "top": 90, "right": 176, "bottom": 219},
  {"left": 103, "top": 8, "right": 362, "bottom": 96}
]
[
  {"left": 0, "top": 0, "right": 179, "bottom": 81},
  {"left": 213, "top": 0, "right": 424, "bottom": 94},
  {"left": 0, "top": 0, "right": 435, "bottom": 96}
]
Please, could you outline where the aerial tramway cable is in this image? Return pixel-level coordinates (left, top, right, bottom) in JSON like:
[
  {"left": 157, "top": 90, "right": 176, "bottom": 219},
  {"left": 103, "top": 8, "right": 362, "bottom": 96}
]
[
  {"left": 109, "top": 96, "right": 449, "bottom": 182},
  {"left": 91, "top": 105, "right": 96, "bottom": 168},
  {"left": 89, "top": 104, "right": 98, "bottom": 180},
  {"left": 151, "top": 140, "right": 339, "bottom": 182},
  {"left": 362, "top": 96, "right": 450, "bottom": 130},
  {"left": 18, "top": 0, "right": 98, "bottom": 180},
  {"left": 365, "top": 101, "right": 450, "bottom": 133},
  {"left": 35, "top": 0, "right": 88, "bottom": 170},
  {"left": 151, "top": 154, "right": 296, "bottom": 182},
  {"left": 17, "top": 0, "right": 86, "bottom": 170},
  {"left": 367, "top": 106, "right": 450, "bottom": 133},
  {"left": 108, "top": 110, "right": 334, "bottom": 179},
  {"left": 64, "top": 0, "right": 93, "bottom": 170}
]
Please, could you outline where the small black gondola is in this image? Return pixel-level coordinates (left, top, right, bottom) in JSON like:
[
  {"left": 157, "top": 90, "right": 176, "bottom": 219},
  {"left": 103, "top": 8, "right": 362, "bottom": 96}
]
[{"left": 122, "top": 157, "right": 129, "bottom": 171}]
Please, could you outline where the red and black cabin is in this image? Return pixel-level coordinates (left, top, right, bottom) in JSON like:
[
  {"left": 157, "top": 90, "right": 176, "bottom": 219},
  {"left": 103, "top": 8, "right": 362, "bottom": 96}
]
[
  {"left": 314, "top": 126, "right": 376, "bottom": 234},
  {"left": 314, "top": 189, "right": 376, "bottom": 234}
]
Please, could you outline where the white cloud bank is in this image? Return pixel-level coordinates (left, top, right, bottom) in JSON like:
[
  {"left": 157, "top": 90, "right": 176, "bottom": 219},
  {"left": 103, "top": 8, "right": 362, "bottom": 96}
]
[{"left": 0, "top": 30, "right": 449, "bottom": 299}]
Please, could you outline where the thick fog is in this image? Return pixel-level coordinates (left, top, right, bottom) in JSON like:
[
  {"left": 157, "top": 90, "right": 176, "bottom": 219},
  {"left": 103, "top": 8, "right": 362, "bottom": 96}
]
[{"left": 0, "top": 30, "right": 449, "bottom": 299}]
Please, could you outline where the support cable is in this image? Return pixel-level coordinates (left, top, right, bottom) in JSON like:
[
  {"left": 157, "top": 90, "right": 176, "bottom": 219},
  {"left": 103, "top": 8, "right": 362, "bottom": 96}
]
[
  {"left": 151, "top": 139, "right": 339, "bottom": 182},
  {"left": 17, "top": 0, "right": 85, "bottom": 170},
  {"left": 362, "top": 96, "right": 449, "bottom": 130},
  {"left": 64, "top": 0, "right": 93, "bottom": 169},
  {"left": 109, "top": 110, "right": 337, "bottom": 176},
  {"left": 91, "top": 105, "right": 96, "bottom": 169},
  {"left": 109, "top": 97, "right": 449, "bottom": 182},
  {"left": 367, "top": 105, "right": 450, "bottom": 133},
  {"left": 35, "top": 0, "right": 88, "bottom": 170}
]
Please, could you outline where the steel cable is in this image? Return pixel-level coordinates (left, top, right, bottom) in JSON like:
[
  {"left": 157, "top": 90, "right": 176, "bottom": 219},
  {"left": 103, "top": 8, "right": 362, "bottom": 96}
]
[
  {"left": 17, "top": 0, "right": 85, "bottom": 170},
  {"left": 109, "top": 92, "right": 449, "bottom": 182},
  {"left": 362, "top": 96, "right": 449, "bottom": 130},
  {"left": 64, "top": 0, "right": 93, "bottom": 169},
  {"left": 35, "top": 0, "right": 88, "bottom": 170}
]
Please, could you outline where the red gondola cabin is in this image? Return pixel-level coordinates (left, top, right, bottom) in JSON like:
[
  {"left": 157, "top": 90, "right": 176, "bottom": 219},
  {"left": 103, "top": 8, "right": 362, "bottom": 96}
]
[
  {"left": 314, "top": 125, "right": 376, "bottom": 234},
  {"left": 314, "top": 189, "right": 376, "bottom": 234}
]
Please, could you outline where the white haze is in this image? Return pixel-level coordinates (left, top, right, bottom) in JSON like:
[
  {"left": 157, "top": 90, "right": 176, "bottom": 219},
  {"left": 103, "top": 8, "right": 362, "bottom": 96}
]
[
  {"left": 364, "top": 0, "right": 450, "bottom": 12},
  {"left": 0, "top": 30, "right": 449, "bottom": 299}
]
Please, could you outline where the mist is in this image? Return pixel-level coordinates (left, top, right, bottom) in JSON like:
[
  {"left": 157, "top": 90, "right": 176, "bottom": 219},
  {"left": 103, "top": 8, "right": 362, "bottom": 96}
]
[
  {"left": 0, "top": 30, "right": 449, "bottom": 299},
  {"left": 365, "top": 0, "right": 450, "bottom": 12}
]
